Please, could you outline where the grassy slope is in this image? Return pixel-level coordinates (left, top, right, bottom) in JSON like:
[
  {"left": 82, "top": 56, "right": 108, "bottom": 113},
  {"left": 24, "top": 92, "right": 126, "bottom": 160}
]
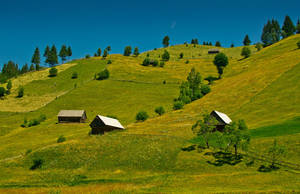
[{"left": 0, "top": 36, "right": 300, "bottom": 193}]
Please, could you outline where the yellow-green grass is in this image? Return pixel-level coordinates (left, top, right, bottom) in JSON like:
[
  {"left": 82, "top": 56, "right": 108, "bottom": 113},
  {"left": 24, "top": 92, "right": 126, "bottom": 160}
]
[{"left": 0, "top": 35, "right": 300, "bottom": 193}]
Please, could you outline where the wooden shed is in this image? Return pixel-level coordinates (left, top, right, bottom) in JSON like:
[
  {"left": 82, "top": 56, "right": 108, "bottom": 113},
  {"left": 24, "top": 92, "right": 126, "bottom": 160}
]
[
  {"left": 210, "top": 110, "right": 232, "bottom": 131},
  {"left": 58, "top": 110, "right": 87, "bottom": 123},
  {"left": 208, "top": 48, "right": 220, "bottom": 54},
  {"left": 90, "top": 115, "right": 124, "bottom": 134}
]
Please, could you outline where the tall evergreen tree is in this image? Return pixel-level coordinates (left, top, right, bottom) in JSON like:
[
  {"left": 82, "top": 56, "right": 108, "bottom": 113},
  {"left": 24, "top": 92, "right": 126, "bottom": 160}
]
[
  {"left": 31, "top": 47, "right": 40, "bottom": 67},
  {"left": 243, "top": 35, "right": 251, "bottom": 46},
  {"left": 102, "top": 49, "right": 108, "bottom": 58},
  {"left": 106, "top": 46, "right": 111, "bottom": 51},
  {"left": 261, "top": 19, "right": 281, "bottom": 46},
  {"left": 123, "top": 46, "right": 132, "bottom": 56},
  {"left": 67, "top": 46, "right": 72, "bottom": 59},
  {"left": 133, "top": 47, "right": 139, "bottom": 57},
  {"left": 162, "top": 36, "right": 170, "bottom": 47},
  {"left": 44, "top": 45, "right": 50, "bottom": 64},
  {"left": 21, "top": 64, "right": 29, "bottom": 74},
  {"left": 97, "top": 48, "right": 102, "bottom": 56},
  {"left": 59, "top": 45, "right": 68, "bottom": 63},
  {"left": 47, "top": 45, "right": 58, "bottom": 66},
  {"left": 296, "top": 19, "right": 300, "bottom": 34},
  {"left": 6, "top": 80, "right": 12, "bottom": 94},
  {"left": 215, "top": 41, "right": 221, "bottom": 47},
  {"left": 282, "top": 15, "right": 296, "bottom": 38},
  {"left": 29, "top": 64, "right": 35, "bottom": 71}
]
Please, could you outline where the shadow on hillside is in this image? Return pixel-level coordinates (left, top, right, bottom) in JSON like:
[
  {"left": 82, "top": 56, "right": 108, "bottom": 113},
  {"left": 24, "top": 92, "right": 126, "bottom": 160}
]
[{"left": 206, "top": 151, "right": 242, "bottom": 166}]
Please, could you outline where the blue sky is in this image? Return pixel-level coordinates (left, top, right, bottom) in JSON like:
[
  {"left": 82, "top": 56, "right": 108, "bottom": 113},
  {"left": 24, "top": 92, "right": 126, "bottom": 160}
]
[{"left": 0, "top": 0, "right": 299, "bottom": 67}]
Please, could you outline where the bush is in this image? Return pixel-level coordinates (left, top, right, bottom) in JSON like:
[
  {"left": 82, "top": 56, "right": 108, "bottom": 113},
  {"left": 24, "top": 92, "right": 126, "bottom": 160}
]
[
  {"left": 204, "top": 76, "right": 218, "bottom": 85},
  {"left": 159, "top": 61, "right": 165, "bottom": 67},
  {"left": 30, "top": 158, "right": 43, "bottom": 170},
  {"left": 155, "top": 106, "right": 165, "bottom": 116},
  {"left": 201, "top": 84, "right": 211, "bottom": 95},
  {"left": 85, "top": 54, "right": 90, "bottom": 59},
  {"left": 49, "top": 67, "right": 58, "bottom": 77},
  {"left": 17, "top": 86, "right": 24, "bottom": 98},
  {"left": 97, "top": 69, "right": 109, "bottom": 80},
  {"left": 162, "top": 50, "right": 170, "bottom": 61},
  {"left": 107, "top": 60, "right": 112, "bottom": 64},
  {"left": 0, "top": 87, "right": 5, "bottom": 97},
  {"left": 39, "top": 114, "right": 47, "bottom": 122},
  {"left": 241, "top": 47, "right": 251, "bottom": 58},
  {"left": 57, "top": 135, "right": 66, "bottom": 143},
  {"left": 152, "top": 59, "right": 159, "bottom": 67},
  {"left": 173, "top": 101, "right": 184, "bottom": 110},
  {"left": 71, "top": 72, "right": 78, "bottom": 79},
  {"left": 179, "top": 52, "right": 184, "bottom": 59},
  {"left": 25, "top": 149, "right": 32, "bottom": 155},
  {"left": 297, "top": 41, "right": 300, "bottom": 49},
  {"left": 142, "top": 58, "right": 151, "bottom": 66},
  {"left": 185, "top": 60, "right": 189, "bottom": 64},
  {"left": 136, "top": 111, "right": 149, "bottom": 122}
]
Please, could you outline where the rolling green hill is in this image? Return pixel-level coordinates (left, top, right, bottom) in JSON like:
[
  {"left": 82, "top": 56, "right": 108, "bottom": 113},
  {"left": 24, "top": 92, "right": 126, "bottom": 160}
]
[{"left": 0, "top": 35, "right": 300, "bottom": 193}]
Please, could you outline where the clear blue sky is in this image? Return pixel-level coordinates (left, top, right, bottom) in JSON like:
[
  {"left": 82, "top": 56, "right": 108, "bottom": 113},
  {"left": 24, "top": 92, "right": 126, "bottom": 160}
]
[{"left": 0, "top": 0, "right": 299, "bottom": 68}]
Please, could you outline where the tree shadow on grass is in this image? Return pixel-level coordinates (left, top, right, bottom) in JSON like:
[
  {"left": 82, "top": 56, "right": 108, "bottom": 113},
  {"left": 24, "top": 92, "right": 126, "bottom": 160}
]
[{"left": 206, "top": 151, "right": 242, "bottom": 166}]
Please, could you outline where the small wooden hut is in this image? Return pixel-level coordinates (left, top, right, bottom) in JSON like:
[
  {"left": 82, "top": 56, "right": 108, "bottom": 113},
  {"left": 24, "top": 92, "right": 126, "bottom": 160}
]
[
  {"left": 208, "top": 48, "right": 220, "bottom": 54},
  {"left": 90, "top": 115, "right": 124, "bottom": 134},
  {"left": 58, "top": 110, "right": 87, "bottom": 123},
  {"left": 210, "top": 110, "right": 232, "bottom": 131}
]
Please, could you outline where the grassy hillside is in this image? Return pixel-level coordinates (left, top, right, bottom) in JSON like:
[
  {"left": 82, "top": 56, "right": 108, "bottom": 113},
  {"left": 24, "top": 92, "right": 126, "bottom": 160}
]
[{"left": 0, "top": 35, "right": 300, "bottom": 193}]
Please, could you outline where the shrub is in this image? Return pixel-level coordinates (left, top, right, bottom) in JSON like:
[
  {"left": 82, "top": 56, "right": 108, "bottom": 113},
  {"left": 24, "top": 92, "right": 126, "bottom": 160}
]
[
  {"left": 39, "top": 114, "right": 47, "bottom": 122},
  {"left": 204, "top": 76, "right": 218, "bottom": 85},
  {"left": 25, "top": 149, "right": 32, "bottom": 155},
  {"left": 185, "top": 60, "right": 189, "bottom": 64},
  {"left": 57, "top": 135, "right": 66, "bottom": 143},
  {"left": 71, "top": 72, "right": 78, "bottom": 79},
  {"left": 97, "top": 69, "right": 109, "bottom": 80},
  {"left": 107, "top": 60, "right": 112, "bottom": 64},
  {"left": 297, "top": 41, "right": 300, "bottom": 49},
  {"left": 17, "top": 86, "right": 24, "bottom": 98},
  {"left": 163, "top": 80, "right": 166, "bottom": 84},
  {"left": 142, "top": 58, "right": 151, "bottom": 66},
  {"left": 136, "top": 111, "right": 149, "bottom": 122},
  {"left": 0, "top": 87, "right": 5, "bottom": 97},
  {"left": 241, "top": 47, "right": 251, "bottom": 58},
  {"left": 162, "top": 50, "right": 170, "bottom": 61},
  {"left": 30, "top": 159, "right": 43, "bottom": 170},
  {"left": 152, "top": 59, "right": 159, "bottom": 67},
  {"left": 255, "top": 43, "right": 263, "bottom": 51},
  {"left": 173, "top": 101, "right": 184, "bottom": 110},
  {"left": 85, "top": 54, "right": 90, "bottom": 59},
  {"left": 201, "top": 84, "right": 211, "bottom": 95},
  {"left": 49, "top": 67, "right": 58, "bottom": 77},
  {"left": 179, "top": 52, "right": 184, "bottom": 59},
  {"left": 159, "top": 61, "right": 165, "bottom": 67},
  {"left": 155, "top": 106, "right": 165, "bottom": 116}
]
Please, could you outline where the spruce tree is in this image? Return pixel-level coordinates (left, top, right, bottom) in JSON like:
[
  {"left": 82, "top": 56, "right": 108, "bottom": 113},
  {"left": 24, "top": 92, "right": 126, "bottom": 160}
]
[
  {"left": 59, "top": 45, "right": 68, "bottom": 63},
  {"left": 6, "top": 80, "right": 12, "bottom": 94},
  {"left": 102, "top": 49, "right": 108, "bottom": 58},
  {"left": 243, "top": 35, "right": 251, "bottom": 46},
  {"left": 21, "top": 64, "right": 29, "bottom": 74},
  {"left": 123, "top": 46, "right": 132, "bottom": 56},
  {"left": 133, "top": 47, "right": 139, "bottom": 56},
  {"left": 261, "top": 19, "right": 281, "bottom": 46},
  {"left": 97, "top": 48, "right": 102, "bottom": 56},
  {"left": 282, "top": 15, "right": 296, "bottom": 38},
  {"left": 31, "top": 47, "right": 40, "bottom": 67},
  {"left": 106, "top": 46, "right": 111, "bottom": 51},
  {"left": 67, "top": 46, "right": 72, "bottom": 59},
  {"left": 296, "top": 19, "right": 300, "bottom": 34},
  {"left": 231, "top": 43, "right": 234, "bottom": 48},
  {"left": 35, "top": 64, "right": 40, "bottom": 71},
  {"left": 29, "top": 64, "right": 35, "bottom": 71},
  {"left": 47, "top": 45, "right": 58, "bottom": 66},
  {"left": 162, "top": 36, "right": 170, "bottom": 47},
  {"left": 215, "top": 41, "right": 221, "bottom": 47},
  {"left": 44, "top": 45, "right": 50, "bottom": 64}
]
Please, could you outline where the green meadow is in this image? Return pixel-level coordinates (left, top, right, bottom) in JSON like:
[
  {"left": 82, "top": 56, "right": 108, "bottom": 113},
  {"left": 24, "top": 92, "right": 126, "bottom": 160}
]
[{"left": 0, "top": 35, "right": 300, "bottom": 193}]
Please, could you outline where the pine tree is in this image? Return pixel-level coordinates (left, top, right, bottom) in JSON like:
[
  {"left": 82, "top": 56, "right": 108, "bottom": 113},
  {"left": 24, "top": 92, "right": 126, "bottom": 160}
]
[
  {"left": 261, "top": 19, "right": 281, "bottom": 46},
  {"left": 243, "top": 35, "right": 251, "bottom": 46},
  {"left": 35, "top": 64, "right": 40, "bottom": 71},
  {"left": 67, "top": 46, "right": 72, "bottom": 59},
  {"left": 44, "top": 45, "right": 50, "bottom": 64},
  {"left": 21, "top": 64, "right": 29, "bottom": 74},
  {"left": 296, "top": 19, "right": 300, "bottom": 34},
  {"left": 102, "top": 49, "right": 108, "bottom": 58},
  {"left": 162, "top": 36, "right": 170, "bottom": 47},
  {"left": 47, "top": 45, "right": 58, "bottom": 66},
  {"left": 106, "top": 46, "right": 111, "bottom": 51},
  {"left": 123, "top": 46, "right": 132, "bottom": 56},
  {"left": 215, "top": 41, "right": 221, "bottom": 47},
  {"left": 282, "top": 15, "right": 296, "bottom": 38},
  {"left": 97, "top": 48, "right": 102, "bottom": 56},
  {"left": 31, "top": 47, "right": 40, "bottom": 67},
  {"left": 231, "top": 43, "right": 234, "bottom": 48},
  {"left": 6, "top": 80, "right": 12, "bottom": 94},
  {"left": 29, "top": 64, "right": 35, "bottom": 71},
  {"left": 59, "top": 45, "right": 68, "bottom": 63},
  {"left": 133, "top": 47, "right": 139, "bottom": 57}
]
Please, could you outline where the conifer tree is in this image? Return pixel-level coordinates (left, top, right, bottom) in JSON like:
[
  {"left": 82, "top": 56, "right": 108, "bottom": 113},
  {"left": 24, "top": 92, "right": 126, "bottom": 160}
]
[
  {"left": 215, "top": 41, "right": 221, "bottom": 47},
  {"left": 282, "top": 15, "right": 296, "bottom": 38},
  {"left": 21, "top": 64, "right": 29, "bottom": 74},
  {"left": 29, "top": 64, "right": 35, "bottom": 71},
  {"left": 123, "top": 46, "right": 132, "bottom": 56},
  {"left": 44, "top": 45, "right": 50, "bottom": 64},
  {"left": 162, "top": 36, "right": 170, "bottom": 47},
  {"left": 31, "top": 47, "right": 40, "bottom": 67},
  {"left": 35, "top": 64, "right": 40, "bottom": 71},
  {"left": 231, "top": 43, "right": 234, "bottom": 48},
  {"left": 59, "top": 45, "right": 68, "bottom": 64},
  {"left": 97, "top": 48, "right": 102, "bottom": 56},
  {"left": 102, "top": 49, "right": 108, "bottom": 58},
  {"left": 6, "top": 80, "right": 12, "bottom": 94},
  {"left": 261, "top": 19, "right": 281, "bottom": 46},
  {"left": 296, "top": 19, "right": 300, "bottom": 34},
  {"left": 106, "top": 46, "right": 111, "bottom": 51},
  {"left": 133, "top": 47, "right": 139, "bottom": 57},
  {"left": 243, "top": 35, "right": 251, "bottom": 46},
  {"left": 67, "top": 46, "right": 72, "bottom": 59},
  {"left": 47, "top": 45, "right": 58, "bottom": 66}
]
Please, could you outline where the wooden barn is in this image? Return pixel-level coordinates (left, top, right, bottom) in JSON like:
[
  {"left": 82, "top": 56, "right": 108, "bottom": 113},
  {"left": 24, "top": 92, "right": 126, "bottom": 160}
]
[
  {"left": 210, "top": 110, "right": 232, "bottom": 131},
  {"left": 90, "top": 115, "right": 124, "bottom": 134},
  {"left": 208, "top": 48, "right": 220, "bottom": 54},
  {"left": 58, "top": 110, "right": 87, "bottom": 123}
]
